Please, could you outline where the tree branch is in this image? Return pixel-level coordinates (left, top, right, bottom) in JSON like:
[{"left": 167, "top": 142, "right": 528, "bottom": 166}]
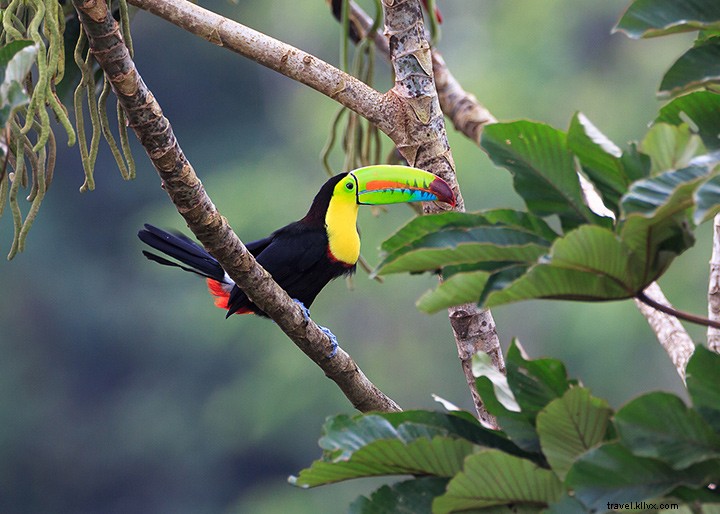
[
  {"left": 125, "top": 0, "right": 404, "bottom": 137},
  {"left": 634, "top": 283, "right": 696, "bottom": 381},
  {"left": 381, "top": 0, "right": 498, "bottom": 426},
  {"left": 708, "top": 214, "right": 720, "bottom": 353},
  {"left": 71, "top": 0, "right": 401, "bottom": 413}
]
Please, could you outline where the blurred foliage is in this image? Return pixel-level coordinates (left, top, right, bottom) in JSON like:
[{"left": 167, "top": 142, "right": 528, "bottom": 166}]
[
  {"left": 0, "top": 0, "right": 711, "bottom": 513},
  {"left": 292, "top": 344, "right": 720, "bottom": 512}
]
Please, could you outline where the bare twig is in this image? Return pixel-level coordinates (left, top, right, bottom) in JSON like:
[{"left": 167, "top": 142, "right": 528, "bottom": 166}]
[
  {"left": 708, "top": 214, "right": 720, "bottom": 353},
  {"left": 72, "top": 0, "right": 401, "bottom": 413},
  {"left": 125, "top": 0, "right": 398, "bottom": 136}
]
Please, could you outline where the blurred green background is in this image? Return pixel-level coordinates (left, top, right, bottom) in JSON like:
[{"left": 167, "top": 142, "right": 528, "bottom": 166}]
[{"left": 0, "top": 1, "right": 704, "bottom": 512}]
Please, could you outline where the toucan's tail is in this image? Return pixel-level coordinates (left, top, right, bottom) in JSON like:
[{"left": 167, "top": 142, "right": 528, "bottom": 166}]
[{"left": 138, "top": 224, "right": 236, "bottom": 310}]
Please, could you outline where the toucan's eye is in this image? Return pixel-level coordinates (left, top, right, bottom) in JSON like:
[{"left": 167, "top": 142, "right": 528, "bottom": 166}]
[{"left": 345, "top": 181, "right": 354, "bottom": 190}]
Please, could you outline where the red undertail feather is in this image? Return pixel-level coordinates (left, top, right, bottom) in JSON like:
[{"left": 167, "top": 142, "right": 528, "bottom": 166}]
[
  {"left": 206, "top": 279, "right": 230, "bottom": 309},
  {"left": 206, "top": 279, "right": 252, "bottom": 315}
]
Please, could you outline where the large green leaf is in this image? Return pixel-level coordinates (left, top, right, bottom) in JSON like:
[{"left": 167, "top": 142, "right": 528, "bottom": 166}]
[
  {"left": 659, "top": 38, "right": 720, "bottom": 99},
  {"left": 505, "top": 342, "right": 571, "bottom": 418},
  {"left": 567, "top": 112, "right": 629, "bottom": 214},
  {"left": 620, "top": 164, "right": 715, "bottom": 280},
  {"left": 376, "top": 210, "right": 556, "bottom": 276},
  {"left": 475, "top": 376, "right": 540, "bottom": 454},
  {"left": 686, "top": 346, "right": 720, "bottom": 432},
  {"left": 293, "top": 410, "right": 530, "bottom": 486},
  {"left": 485, "top": 225, "right": 643, "bottom": 307},
  {"left": 614, "top": 392, "right": 720, "bottom": 469},
  {"left": 416, "top": 262, "right": 528, "bottom": 313},
  {"left": 641, "top": 123, "right": 706, "bottom": 174},
  {"left": 655, "top": 91, "right": 720, "bottom": 151},
  {"left": 614, "top": 0, "right": 720, "bottom": 39},
  {"left": 482, "top": 121, "right": 605, "bottom": 230},
  {"left": 432, "top": 450, "right": 563, "bottom": 513},
  {"left": 291, "top": 436, "right": 475, "bottom": 487},
  {"left": 536, "top": 387, "right": 612, "bottom": 480},
  {"left": 694, "top": 173, "right": 720, "bottom": 224},
  {"left": 567, "top": 443, "right": 718, "bottom": 511},
  {"left": 348, "top": 477, "right": 449, "bottom": 514}
]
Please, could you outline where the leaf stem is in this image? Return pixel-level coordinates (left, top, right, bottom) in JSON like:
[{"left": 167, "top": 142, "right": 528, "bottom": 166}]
[{"left": 636, "top": 290, "right": 720, "bottom": 330}]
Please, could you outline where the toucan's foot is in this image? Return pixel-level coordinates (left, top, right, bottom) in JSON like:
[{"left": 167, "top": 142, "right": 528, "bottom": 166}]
[
  {"left": 318, "top": 325, "right": 339, "bottom": 359},
  {"left": 293, "top": 299, "right": 338, "bottom": 359},
  {"left": 294, "top": 299, "right": 311, "bottom": 320}
]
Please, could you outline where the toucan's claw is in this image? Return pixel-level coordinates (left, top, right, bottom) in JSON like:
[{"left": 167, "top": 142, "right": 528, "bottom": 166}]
[
  {"left": 319, "top": 326, "right": 339, "bottom": 359},
  {"left": 294, "top": 299, "right": 338, "bottom": 358}
]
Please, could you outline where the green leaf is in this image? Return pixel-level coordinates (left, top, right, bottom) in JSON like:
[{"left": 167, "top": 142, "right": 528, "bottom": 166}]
[
  {"left": 485, "top": 225, "right": 643, "bottom": 308},
  {"left": 432, "top": 450, "right": 563, "bottom": 513},
  {"left": 292, "top": 436, "right": 475, "bottom": 487},
  {"left": 567, "top": 443, "right": 717, "bottom": 511},
  {"left": 349, "top": 477, "right": 449, "bottom": 514},
  {"left": 656, "top": 91, "right": 720, "bottom": 151},
  {"left": 567, "top": 112, "right": 629, "bottom": 214},
  {"left": 537, "top": 387, "right": 612, "bottom": 480},
  {"left": 0, "top": 40, "right": 35, "bottom": 72},
  {"left": 694, "top": 173, "right": 720, "bottom": 224},
  {"left": 660, "top": 38, "right": 720, "bottom": 99},
  {"left": 482, "top": 121, "right": 605, "bottom": 230},
  {"left": 686, "top": 346, "right": 720, "bottom": 432},
  {"left": 615, "top": 392, "right": 720, "bottom": 469},
  {"left": 505, "top": 342, "right": 571, "bottom": 418},
  {"left": 473, "top": 350, "right": 520, "bottom": 413},
  {"left": 376, "top": 210, "right": 556, "bottom": 276},
  {"left": 475, "top": 376, "right": 540, "bottom": 453},
  {"left": 0, "top": 41, "right": 37, "bottom": 128},
  {"left": 641, "top": 123, "right": 706, "bottom": 174},
  {"left": 376, "top": 225, "right": 549, "bottom": 275},
  {"left": 416, "top": 262, "right": 529, "bottom": 313},
  {"left": 416, "top": 266, "right": 491, "bottom": 313},
  {"left": 614, "top": 0, "right": 720, "bottom": 39},
  {"left": 620, "top": 164, "right": 715, "bottom": 278}
]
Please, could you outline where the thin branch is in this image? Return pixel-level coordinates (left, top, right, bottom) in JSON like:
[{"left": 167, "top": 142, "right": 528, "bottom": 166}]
[
  {"left": 708, "top": 214, "right": 720, "bottom": 353},
  {"left": 637, "top": 289, "right": 720, "bottom": 330},
  {"left": 125, "top": 0, "right": 399, "bottom": 138},
  {"left": 71, "top": 0, "right": 401, "bottom": 413}
]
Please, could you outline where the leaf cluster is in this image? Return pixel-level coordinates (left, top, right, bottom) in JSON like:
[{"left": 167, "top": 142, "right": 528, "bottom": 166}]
[
  {"left": 375, "top": 1, "right": 720, "bottom": 315},
  {"left": 292, "top": 344, "right": 720, "bottom": 513}
]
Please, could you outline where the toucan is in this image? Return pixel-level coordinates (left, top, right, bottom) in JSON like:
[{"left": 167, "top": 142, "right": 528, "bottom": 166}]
[{"left": 138, "top": 165, "right": 455, "bottom": 319}]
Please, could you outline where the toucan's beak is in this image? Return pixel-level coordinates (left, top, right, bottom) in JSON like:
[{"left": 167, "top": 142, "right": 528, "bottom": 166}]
[{"left": 350, "top": 165, "right": 456, "bottom": 207}]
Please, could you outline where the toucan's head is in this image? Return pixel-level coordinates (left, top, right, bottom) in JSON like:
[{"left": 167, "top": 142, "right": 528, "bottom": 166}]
[
  {"left": 332, "top": 164, "right": 456, "bottom": 207},
  {"left": 303, "top": 165, "right": 456, "bottom": 228}
]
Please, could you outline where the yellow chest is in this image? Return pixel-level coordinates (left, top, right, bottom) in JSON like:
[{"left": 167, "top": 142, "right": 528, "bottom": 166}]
[{"left": 325, "top": 199, "right": 360, "bottom": 265}]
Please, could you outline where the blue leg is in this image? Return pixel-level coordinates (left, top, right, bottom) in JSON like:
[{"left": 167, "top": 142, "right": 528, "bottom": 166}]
[{"left": 294, "top": 299, "right": 338, "bottom": 359}]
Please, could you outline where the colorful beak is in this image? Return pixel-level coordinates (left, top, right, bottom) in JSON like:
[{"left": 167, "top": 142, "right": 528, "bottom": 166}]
[{"left": 350, "top": 165, "right": 456, "bottom": 207}]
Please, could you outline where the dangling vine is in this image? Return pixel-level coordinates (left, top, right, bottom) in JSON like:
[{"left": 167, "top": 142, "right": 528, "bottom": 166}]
[{"left": 0, "top": 0, "right": 136, "bottom": 259}]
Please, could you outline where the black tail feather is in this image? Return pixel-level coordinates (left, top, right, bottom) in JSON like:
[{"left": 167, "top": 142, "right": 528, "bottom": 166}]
[{"left": 138, "top": 224, "right": 226, "bottom": 282}]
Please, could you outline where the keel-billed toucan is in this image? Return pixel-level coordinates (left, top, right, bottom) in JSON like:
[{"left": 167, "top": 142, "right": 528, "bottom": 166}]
[{"left": 138, "top": 165, "right": 455, "bottom": 318}]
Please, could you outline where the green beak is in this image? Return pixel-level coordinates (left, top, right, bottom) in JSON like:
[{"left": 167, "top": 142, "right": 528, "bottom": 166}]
[{"left": 350, "top": 165, "right": 456, "bottom": 207}]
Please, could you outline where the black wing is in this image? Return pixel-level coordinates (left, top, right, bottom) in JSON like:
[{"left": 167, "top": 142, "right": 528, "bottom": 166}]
[{"left": 226, "top": 223, "right": 353, "bottom": 316}]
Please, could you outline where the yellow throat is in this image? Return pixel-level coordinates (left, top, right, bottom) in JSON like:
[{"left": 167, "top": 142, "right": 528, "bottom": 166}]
[{"left": 325, "top": 196, "right": 360, "bottom": 265}]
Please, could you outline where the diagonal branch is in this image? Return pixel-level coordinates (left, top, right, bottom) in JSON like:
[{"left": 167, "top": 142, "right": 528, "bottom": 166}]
[{"left": 71, "top": 0, "right": 400, "bottom": 413}]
